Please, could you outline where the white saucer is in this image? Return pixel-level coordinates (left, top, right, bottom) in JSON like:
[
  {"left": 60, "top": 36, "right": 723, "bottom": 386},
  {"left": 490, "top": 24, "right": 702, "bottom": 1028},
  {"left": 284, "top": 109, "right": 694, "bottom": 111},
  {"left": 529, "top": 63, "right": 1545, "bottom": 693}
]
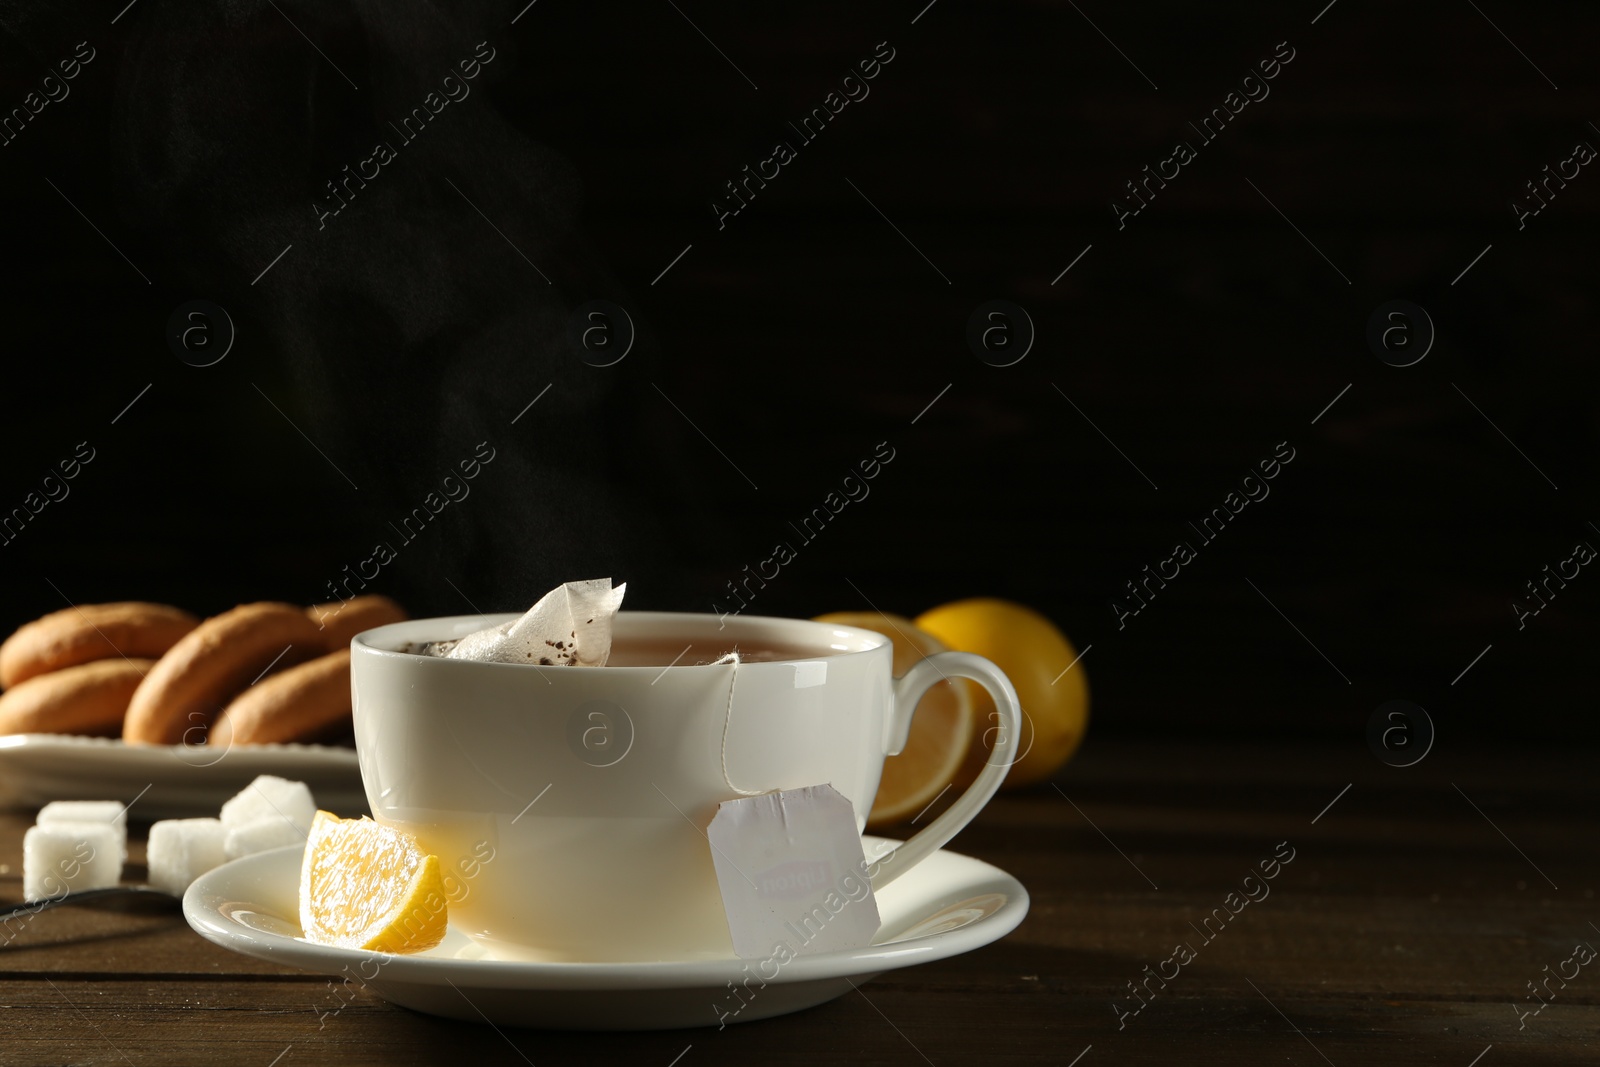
[{"left": 183, "top": 836, "right": 1028, "bottom": 1030}]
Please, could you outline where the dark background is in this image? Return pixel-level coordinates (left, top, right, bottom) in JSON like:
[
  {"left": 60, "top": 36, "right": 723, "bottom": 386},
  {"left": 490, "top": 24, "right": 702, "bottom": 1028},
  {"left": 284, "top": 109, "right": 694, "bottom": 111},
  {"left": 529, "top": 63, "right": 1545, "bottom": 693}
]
[{"left": 0, "top": 0, "right": 1592, "bottom": 745}]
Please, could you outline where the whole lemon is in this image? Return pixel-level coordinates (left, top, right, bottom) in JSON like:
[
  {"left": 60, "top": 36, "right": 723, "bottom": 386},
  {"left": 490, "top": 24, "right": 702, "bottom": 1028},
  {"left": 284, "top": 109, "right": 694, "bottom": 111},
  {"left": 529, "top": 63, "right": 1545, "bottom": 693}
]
[{"left": 914, "top": 598, "right": 1089, "bottom": 790}]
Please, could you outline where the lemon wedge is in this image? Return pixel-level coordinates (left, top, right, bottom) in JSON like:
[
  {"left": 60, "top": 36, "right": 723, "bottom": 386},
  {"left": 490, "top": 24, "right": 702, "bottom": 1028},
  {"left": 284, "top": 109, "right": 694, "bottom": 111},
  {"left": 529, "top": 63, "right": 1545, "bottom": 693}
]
[
  {"left": 813, "top": 611, "right": 974, "bottom": 829},
  {"left": 298, "top": 810, "right": 448, "bottom": 953}
]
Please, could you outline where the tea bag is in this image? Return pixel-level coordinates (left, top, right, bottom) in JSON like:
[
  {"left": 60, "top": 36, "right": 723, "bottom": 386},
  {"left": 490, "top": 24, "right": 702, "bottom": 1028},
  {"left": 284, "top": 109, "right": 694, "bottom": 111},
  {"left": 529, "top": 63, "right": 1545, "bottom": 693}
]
[
  {"left": 707, "top": 784, "right": 882, "bottom": 959},
  {"left": 430, "top": 578, "right": 626, "bottom": 666}
]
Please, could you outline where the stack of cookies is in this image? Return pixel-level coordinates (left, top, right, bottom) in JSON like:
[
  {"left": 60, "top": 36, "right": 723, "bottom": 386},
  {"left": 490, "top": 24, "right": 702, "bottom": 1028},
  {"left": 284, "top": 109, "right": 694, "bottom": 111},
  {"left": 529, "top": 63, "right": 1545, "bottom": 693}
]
[{"left": 0, "top": 596, "right": 405, "bottom": 746}]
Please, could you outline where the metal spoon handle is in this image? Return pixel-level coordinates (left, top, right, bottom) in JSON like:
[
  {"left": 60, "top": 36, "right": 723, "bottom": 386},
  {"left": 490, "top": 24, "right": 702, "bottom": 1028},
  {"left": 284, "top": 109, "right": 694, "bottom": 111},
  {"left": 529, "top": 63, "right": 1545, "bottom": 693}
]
[{"left": 0, "top": 884, "right": 178, "bottom": 920}]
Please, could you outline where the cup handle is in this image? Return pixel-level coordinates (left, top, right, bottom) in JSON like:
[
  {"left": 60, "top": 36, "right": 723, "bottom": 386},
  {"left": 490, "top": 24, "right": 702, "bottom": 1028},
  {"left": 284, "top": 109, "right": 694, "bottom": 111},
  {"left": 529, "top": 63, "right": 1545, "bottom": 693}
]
[{"left": 867, "top": 651, "right": 1021, "bottom": 892}]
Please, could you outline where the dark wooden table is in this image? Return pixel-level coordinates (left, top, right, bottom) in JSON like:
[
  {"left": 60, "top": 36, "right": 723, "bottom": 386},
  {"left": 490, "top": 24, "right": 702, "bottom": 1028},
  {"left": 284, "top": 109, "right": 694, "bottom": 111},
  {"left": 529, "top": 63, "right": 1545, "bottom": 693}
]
[{"left": 1, "top": 736, "right": 1594, "bottom": 1065}]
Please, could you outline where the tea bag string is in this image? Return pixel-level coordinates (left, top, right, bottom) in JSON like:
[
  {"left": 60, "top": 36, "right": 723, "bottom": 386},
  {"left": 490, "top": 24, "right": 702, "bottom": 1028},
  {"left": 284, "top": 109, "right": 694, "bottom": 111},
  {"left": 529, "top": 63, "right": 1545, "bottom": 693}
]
[{"left": 716, "top": 652, "right": 764, "bottom": 796}]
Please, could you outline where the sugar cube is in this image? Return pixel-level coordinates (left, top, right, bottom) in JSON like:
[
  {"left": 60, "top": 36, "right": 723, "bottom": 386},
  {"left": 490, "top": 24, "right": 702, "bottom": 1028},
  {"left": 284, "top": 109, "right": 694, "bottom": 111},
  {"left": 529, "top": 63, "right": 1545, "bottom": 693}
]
[
  {"left": 224, "top": 816, "right": 306, "bottom": 860},
  {"left": 220, "top": 775, "right": 316, "bottom": 836},
  {"left": 147, "top": 818, "right": 227, "bottom": 897},
  {"left": 22, "top": 822, "right": 123, "bottom": 902},
  {"left": 37, "top": 800, "right": 128, "bottom": 862}
]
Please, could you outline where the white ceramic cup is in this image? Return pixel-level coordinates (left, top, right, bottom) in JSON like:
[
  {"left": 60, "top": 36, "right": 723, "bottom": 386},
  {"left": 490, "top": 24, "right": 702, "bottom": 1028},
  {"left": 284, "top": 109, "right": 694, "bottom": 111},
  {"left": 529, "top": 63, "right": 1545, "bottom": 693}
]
[{"left": 351, "top": 611, "right": 1021, "bottom": 962}]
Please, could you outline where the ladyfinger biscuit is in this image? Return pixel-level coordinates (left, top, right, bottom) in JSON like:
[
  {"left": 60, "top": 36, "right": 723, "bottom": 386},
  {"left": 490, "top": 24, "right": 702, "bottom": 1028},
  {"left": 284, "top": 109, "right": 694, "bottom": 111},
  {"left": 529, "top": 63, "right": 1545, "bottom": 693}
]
[
  {"left": 0, "top": 602, "right": 199, "bottom": 689},
  {"left": 123, "top": 603, "right": 323, "bottom": 745},
  {"left": 306, "top": 595, "right": 407, "bottom": 652},
  {"left": 0, "top": 658, "right": 158, "bottom": 737},
  {"left": 209, "top": 649, "right": 351, "bottom": 747}
]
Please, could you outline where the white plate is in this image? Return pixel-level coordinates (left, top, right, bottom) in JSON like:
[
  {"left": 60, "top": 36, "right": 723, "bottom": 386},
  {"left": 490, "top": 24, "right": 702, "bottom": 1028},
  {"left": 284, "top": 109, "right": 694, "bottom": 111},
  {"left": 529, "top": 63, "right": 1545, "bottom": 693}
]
[
  {"left": 183, "top": 836, "right": 1029, "bottom": 1030},
  {"left": 0, "top": 734, "right": 367, "bottom": 818}
]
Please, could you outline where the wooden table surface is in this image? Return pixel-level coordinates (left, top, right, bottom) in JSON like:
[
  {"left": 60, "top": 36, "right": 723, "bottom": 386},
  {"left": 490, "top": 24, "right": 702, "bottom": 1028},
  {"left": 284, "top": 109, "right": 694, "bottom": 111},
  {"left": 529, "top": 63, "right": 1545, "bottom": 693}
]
[{"left": 0, "top": 736, "right": 1594, "bottom": 1065}]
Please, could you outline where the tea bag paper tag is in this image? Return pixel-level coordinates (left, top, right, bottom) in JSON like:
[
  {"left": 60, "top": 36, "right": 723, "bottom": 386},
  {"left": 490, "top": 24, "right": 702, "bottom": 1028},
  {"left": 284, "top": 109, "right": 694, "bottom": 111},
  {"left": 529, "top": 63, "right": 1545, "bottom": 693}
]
[
  {"left": 707, "top": 784, "right": 881, "bottom": 960},
  {"left": 442, "top": 578, "right": 625, "bottom": 665}
]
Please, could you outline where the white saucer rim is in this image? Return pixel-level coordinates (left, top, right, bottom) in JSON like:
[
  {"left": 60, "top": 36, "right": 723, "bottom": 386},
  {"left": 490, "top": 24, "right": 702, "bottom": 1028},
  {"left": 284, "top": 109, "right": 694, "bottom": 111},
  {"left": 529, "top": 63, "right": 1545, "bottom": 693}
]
[{"left": 183, "top": 841, "right": 1029, "bottom": 991}]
